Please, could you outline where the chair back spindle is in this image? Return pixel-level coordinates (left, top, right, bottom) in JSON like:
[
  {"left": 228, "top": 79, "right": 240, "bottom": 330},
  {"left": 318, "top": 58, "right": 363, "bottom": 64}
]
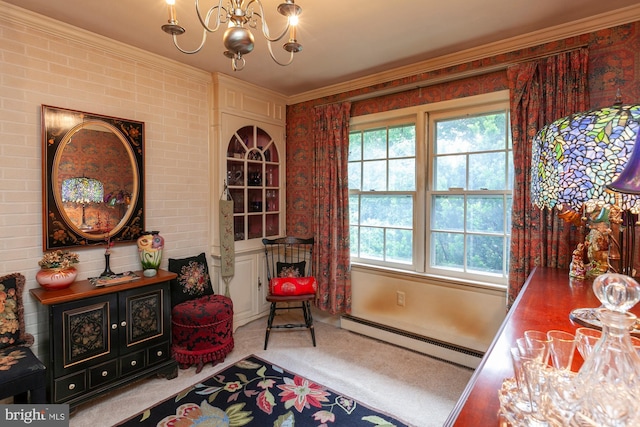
[
  {"left": 261, "top": 236, "right": 316, "bottom": 349},
  {"left": 263, "top": 237, "right": 314, "bottom": 280}
]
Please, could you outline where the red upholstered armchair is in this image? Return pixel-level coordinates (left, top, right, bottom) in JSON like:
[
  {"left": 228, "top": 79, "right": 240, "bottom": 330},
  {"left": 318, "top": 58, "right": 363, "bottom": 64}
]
[
  {"left": 262, "top": 237, "right": 317, "bottom": 350},
  {"left": 168, "top": 253, "right": 234, "bottom": 373}
]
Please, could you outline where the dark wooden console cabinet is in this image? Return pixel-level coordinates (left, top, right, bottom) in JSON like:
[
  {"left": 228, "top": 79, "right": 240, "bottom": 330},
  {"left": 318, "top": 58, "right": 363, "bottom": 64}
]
[{"left": 30, "top": 269, "right": 178, "bottom": 409}]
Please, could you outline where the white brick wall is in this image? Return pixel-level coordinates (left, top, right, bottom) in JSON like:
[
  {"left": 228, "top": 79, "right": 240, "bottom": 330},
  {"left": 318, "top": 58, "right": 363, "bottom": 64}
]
[{"left": 0, "top": 4, "right": 212, "bottom": 360}]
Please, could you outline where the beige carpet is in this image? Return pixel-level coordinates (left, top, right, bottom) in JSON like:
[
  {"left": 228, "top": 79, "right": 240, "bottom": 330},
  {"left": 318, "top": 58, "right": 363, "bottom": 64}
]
[{"left": 70, "top": 315, "right": 473, "bottom": 427}]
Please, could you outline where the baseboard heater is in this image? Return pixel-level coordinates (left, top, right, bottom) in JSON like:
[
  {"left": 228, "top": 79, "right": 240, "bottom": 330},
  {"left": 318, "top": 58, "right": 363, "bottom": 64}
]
[{"left": 340, "top": 315, "right": 484, "bottom": 369}]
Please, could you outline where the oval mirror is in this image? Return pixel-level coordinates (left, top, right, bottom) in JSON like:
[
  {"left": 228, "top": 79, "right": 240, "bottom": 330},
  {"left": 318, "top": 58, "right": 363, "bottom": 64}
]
[{"left": 42, "top": 106, "right": 145, "bottom": 250}]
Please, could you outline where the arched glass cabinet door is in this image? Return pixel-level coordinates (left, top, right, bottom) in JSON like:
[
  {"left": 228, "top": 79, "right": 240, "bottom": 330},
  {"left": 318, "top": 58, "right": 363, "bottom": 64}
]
[{"left": 226, "top": 125, "right": 280, "bottom": 242}]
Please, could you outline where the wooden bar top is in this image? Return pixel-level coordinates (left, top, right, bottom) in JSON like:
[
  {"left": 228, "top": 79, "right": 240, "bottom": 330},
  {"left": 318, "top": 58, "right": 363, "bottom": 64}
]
[
  {"left": 30, "top": 269, "right": 177, "bottom": 305},
  {"left": 445, "top": 267, "right": 640, "bottom": 426}
]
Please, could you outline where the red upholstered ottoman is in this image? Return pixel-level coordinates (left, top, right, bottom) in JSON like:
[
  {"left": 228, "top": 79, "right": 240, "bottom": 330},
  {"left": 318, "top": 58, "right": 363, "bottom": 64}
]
[{"left": 171, "top": 294, "right": 234, "bottom": 373}]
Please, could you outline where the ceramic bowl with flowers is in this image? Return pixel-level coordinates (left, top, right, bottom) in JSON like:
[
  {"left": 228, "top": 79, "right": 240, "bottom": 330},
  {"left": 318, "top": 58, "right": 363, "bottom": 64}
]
[{"left": 36, "top": 250, "right": 79, "bottom": 290}]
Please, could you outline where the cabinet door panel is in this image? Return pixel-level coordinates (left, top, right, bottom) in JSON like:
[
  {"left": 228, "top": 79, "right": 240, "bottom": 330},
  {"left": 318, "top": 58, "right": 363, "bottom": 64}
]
[
  {"left": 227, "top": 254, "right": 258, "bottom": 321},
  {"left": 52, "top": 294, "right": 117, "bottom": 377},
  {"left": 120, "top": 283, "right": 167, "bottom": 351},
  {"left": 257, "top": 253, "right": 270, "bottom": 314}
]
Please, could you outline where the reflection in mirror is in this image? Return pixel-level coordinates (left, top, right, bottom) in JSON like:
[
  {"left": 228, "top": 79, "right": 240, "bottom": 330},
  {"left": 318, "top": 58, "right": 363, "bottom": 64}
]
[
  {"left": 61, "top": 176, "right": 104, "bottom": 231},
  {"left": 42, "top": 106, "right": 145, "bottom": 250},
  {"left": 54, "top": 122, "right": 136, "bottom": 237}
]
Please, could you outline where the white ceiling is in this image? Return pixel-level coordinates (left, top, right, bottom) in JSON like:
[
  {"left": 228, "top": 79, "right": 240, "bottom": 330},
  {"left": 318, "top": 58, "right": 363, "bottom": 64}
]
[{"left": 4, "top": 0, "right": 640, "bottom": 97}]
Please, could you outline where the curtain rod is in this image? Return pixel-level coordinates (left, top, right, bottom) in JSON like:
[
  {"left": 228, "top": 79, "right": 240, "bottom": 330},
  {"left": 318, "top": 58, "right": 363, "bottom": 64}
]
[
  {"left": 517, "top": 44, "right": 588, "bottom": 63},
  {"left": 345, "top": 44, "right": 589, "bottom": 103}
]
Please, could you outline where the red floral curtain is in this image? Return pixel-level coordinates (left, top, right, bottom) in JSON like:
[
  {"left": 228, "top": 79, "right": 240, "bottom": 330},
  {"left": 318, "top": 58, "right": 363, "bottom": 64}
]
[
  {"left": 507, "top": 48, "right": 589, "bottom": 307},
  {"left": 313, "top": 102, "right": 352, "bottom": 315}
]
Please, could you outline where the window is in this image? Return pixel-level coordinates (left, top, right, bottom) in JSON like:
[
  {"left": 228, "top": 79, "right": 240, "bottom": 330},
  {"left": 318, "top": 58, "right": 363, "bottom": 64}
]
[
  {"left": 348, "top": 118, "right": 417, "bottom": 268},
  {"left": 430, "top": 107, "right": 512, "bottom": 280},
  {"left": 348, "top": 92, "right": 512, "bottom": 285}
]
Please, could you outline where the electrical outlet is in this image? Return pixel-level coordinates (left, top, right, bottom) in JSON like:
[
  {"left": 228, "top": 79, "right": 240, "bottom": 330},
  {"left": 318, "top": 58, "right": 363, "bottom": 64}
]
[{"left": 396, "top": 291, "right": 405, "bottom": 307}]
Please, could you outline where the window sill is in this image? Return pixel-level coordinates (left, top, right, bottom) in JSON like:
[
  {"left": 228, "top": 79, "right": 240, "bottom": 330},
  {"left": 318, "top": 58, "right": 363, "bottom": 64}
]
[{"left": 350, "top": 262, "right": 507, "bottom": 294}]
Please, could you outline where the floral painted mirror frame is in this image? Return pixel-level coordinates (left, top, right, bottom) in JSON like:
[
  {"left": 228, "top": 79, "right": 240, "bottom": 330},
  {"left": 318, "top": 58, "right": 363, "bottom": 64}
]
[{"left": 42, "top": 105, "right": 145, "bottom": 250}]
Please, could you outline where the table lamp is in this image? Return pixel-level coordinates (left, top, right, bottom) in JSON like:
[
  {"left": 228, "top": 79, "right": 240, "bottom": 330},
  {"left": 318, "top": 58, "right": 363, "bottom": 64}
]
[
  {"left": 531, "top": 98, "right": 640, "bottom": 331},
  {"left": 61, "top": 176, "right": 104, "bottom": 231},
  {"left": 531, "top": 100, "right": 640, "bottom": 278}
]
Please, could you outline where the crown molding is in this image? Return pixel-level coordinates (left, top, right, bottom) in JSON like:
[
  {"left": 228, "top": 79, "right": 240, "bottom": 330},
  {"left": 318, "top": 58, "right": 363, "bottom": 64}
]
[
  {"left": 4, "top": 1, "right": 640, "bottom": 105},
  {"left": 287, "top": 4, "right": 640, "bottom": 105},
  {"left": 1, "top": 1, "right": 211, "bottom": 84},
  {"left": 214, "top": 72, "right": 287, "bottom": 105}
]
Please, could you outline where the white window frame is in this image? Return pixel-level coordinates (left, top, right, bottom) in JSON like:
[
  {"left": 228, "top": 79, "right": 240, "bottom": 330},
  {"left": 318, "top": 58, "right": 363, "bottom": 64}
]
[
  {"left": 349, "top": 111, "right": 424, "bottom": 270},
  {"left": 426, "top": 99, "right": 512, "bottom": 284},
  {"left": 349, "top": 90, "right": 511, "bottom": 287}
]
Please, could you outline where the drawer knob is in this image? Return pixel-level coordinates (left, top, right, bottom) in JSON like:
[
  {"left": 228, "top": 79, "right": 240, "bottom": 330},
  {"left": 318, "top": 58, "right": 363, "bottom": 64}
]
[
  {"left": 68, "top": 384, "right": 75, "bottom": 390},
  {"left": 102, "top": 370, "right": 108, "bottom": 377},
  {"left": 131, "top": 360, "right": 137, "bottom": 366},
  {"left": 112, "top": 323, "right": 117, "bottom": 330},
  {"left": 121, "top": 321, "right": 127, "bottom": 327},
  {"left": 156, "top": 350, "right": 163, "bottom": 357}
]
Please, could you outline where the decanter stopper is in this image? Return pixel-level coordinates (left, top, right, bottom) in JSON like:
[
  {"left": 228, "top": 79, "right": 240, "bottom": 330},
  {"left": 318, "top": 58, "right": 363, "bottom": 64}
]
[{"left": 592, "top": 273, "right": 640, "bottom": 312}]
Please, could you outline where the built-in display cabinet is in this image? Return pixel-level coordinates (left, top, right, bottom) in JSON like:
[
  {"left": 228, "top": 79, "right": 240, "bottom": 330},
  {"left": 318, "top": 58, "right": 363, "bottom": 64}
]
[
  {"left": 211, "top": 73, "right": 287, "bottom": 329},
  {"left": 226, "top": 125, "right": 281, "bottom": 242}
]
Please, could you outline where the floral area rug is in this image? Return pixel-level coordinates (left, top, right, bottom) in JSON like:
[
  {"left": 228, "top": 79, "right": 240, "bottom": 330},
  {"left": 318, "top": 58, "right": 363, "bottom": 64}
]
[{"left": 117, "top": 354, "right": 411, "bottom": 427}]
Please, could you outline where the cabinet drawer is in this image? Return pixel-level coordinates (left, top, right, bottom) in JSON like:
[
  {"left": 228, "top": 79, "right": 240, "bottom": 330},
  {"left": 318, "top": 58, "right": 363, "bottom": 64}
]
[
  {"left": 148, "top": 342, "right": 170, "bottom": 365},
  {"left": 54, "top": 371, "right": 86, "bottom": 403},
  {"left": 89, "top": 360, "right": 118, "bottom": 388},
  {"left": 120, "top": 350, "right": 146, "bottom": 376}
]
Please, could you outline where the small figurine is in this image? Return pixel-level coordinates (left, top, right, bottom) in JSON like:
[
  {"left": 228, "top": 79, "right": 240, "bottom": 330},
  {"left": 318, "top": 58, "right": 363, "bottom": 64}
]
[
  {"left": 569, "top": 243, "right": 586, "bottom": 279},
  {"left": 585, "top": 207, "right": 610, "bottom": 278}
]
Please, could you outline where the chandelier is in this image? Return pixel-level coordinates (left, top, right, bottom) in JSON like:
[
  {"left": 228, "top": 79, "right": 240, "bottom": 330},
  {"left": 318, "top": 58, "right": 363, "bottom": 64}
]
[{"left": 161, "top": 0, "right": 303, "bottom": 71}]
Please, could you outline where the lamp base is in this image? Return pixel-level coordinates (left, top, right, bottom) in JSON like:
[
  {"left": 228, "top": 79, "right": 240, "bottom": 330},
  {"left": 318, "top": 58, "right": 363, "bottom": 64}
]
[{"left": 608, "top": 211, "right": 639, "bottom": 277}]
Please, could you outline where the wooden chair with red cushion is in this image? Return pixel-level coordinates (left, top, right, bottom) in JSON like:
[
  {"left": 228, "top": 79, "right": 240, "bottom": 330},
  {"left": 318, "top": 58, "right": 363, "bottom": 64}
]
[{"left": 262, "top": 237, "right": 317, "bottom": 350}]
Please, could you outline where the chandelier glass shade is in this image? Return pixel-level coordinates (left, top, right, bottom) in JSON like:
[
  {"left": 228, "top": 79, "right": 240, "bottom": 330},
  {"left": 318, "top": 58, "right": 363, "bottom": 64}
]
[
  {"left": 531, "top": 103, "right": 640, "bottom": 215},
  {"left": 161, "top": 0, "right": 302, "bottom": 71}
]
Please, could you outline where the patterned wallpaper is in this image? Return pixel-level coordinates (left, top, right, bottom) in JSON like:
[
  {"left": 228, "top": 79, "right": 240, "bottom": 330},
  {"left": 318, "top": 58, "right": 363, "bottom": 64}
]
[{"left": 286, "top": 22, "right": 640, "bottom": 237}]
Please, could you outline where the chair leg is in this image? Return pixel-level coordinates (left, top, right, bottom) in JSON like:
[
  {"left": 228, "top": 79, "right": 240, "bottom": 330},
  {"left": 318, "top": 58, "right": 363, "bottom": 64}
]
[
  {"left": 31, "top": 387, "right": 46, "bottom": 404},
  {"left": 302, "top": 301, "right": 316, "bottom": 347},
  {"left": 264, "top": 302, "right": 277, "bottom": 350},
  {"left": 13, "top": 392, "right": 28, "bottom": 404}
]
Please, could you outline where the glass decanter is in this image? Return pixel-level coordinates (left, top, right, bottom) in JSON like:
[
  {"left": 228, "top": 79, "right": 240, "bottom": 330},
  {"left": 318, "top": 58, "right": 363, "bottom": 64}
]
[{"left": 570, "top": 273, "right": 640, "bottom": 426}]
